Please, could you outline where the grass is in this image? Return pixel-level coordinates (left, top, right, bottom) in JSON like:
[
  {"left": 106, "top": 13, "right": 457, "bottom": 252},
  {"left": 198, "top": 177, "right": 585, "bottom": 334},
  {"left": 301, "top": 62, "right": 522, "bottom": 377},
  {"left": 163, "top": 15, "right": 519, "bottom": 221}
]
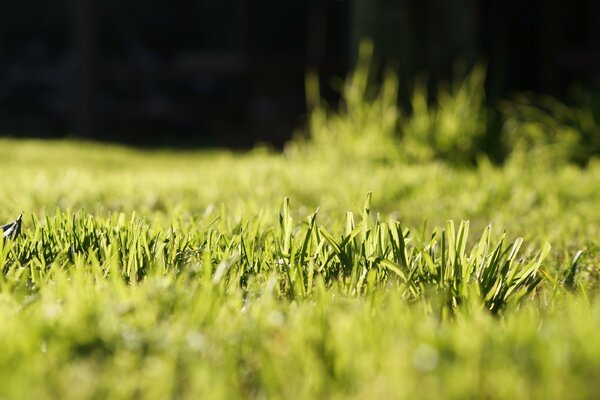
[
  {"left": 0, "top": 138, "right": 597, "bottom": 399},
  {"left": 2, "top": 70, "right": 600, "bottom": 398}
]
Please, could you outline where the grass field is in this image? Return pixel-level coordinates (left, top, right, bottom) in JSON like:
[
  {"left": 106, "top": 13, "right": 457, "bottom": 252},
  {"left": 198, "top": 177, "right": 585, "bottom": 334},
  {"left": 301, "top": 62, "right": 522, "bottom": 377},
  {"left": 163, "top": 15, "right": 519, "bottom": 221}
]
[{"left": 2, "top": 68, "right": 600, "bottom": 398}]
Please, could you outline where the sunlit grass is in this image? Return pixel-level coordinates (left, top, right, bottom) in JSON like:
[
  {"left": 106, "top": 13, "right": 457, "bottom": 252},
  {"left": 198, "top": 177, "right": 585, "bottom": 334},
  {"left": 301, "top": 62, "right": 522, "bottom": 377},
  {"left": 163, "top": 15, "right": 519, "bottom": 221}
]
[
  {"left": 1, "top": 66, "right": 600, "bottom": 397},
  {"left": 0, "top": 137, "right": 598, "bottom": 398}
]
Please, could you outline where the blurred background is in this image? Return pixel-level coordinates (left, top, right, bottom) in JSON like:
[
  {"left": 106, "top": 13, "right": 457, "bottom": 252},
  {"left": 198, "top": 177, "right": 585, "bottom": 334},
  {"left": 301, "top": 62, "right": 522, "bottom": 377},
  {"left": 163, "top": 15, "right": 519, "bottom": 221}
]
[{"left": 0, "top": 0, "right": 599, "bottom": 148}]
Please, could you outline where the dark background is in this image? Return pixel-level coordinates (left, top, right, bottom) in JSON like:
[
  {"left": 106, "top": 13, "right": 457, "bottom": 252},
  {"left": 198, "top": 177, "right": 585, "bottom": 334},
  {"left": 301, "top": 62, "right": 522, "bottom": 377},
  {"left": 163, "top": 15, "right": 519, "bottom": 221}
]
[{"left": 1, "top": 0, "right": 599, "bottom": 147}]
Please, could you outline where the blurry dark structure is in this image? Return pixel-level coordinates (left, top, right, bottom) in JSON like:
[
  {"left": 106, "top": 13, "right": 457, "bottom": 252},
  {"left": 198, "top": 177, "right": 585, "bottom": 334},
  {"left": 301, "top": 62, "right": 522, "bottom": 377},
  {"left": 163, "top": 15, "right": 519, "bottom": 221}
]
[{"left": 0, "top": 0, "right": 599, "bottom": 147}]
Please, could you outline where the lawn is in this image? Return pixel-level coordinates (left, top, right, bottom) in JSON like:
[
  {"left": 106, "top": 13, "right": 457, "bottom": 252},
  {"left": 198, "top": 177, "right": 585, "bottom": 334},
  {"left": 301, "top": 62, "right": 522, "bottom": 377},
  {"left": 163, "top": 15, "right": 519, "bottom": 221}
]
[{"left": 1, "top": 68, "right": 600, "bottom": 398}]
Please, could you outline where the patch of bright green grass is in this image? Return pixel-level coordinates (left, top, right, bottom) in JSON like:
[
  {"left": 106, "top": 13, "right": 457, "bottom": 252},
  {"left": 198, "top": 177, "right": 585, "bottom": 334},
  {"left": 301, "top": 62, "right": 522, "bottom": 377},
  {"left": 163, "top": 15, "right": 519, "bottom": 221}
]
[{"left": 0, "top": 138, "right": 599, "bottom": 398}]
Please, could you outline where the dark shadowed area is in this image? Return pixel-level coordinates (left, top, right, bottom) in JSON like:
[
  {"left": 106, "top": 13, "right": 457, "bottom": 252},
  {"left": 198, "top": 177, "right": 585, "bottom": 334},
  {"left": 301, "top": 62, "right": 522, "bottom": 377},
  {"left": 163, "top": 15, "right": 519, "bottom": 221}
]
[{"left": 0, "top": 0, "right": 599, "bottom": 147}]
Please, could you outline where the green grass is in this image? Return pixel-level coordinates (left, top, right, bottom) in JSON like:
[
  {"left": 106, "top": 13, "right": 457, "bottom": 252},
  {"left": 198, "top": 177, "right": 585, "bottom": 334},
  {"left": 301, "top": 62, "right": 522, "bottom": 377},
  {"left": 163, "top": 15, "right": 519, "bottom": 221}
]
[
  {"left": 3, "top": 67, "right": 600, "bottom": 398},
  {"left": 0, "top": 137, "right": 600, "bottom": 399}
]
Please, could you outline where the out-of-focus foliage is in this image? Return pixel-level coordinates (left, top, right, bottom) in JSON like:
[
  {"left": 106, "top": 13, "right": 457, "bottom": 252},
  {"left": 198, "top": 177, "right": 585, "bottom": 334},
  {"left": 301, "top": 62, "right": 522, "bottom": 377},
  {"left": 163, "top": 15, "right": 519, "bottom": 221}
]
[
  {"left": 401, "top": 67, "right": 486, "bottom": 164},
  {"left": 502, "top": 90, "right": 600, "bottom": 165},
  {"left": 292, "top": 42, "right": 487, "bottom": 165},
  {"left": 295, "top": 41, "right": 401, "bottom": 162},
  {"left": 294, "top": 42, "right": 600, "bottom": 167}
]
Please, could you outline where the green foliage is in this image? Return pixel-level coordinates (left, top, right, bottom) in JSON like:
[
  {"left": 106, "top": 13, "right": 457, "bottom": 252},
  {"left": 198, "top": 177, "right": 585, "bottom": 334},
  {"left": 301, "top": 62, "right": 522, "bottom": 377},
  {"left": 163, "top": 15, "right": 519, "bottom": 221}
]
[
  {"left": 401, "top": 67, "right": 487, "bottom": 164},
  {"left": 4, "top": 267, "right": 600, "bottom": 399},
  {"left": 0, "top": 65, "right": 595, "bottom": 398},
  {"left": 296, "top": 41, "right": 401, "bottom": 162},
  {"left": 0, "top": 197, "right": 548, "bottom": 315},
  {"left": 502, "top": 90, "right": 600, "bottom": 165},
  {"left": 293, "top": 42, "right": 487, "bottom": 164},
  {"left": 0, "top": 137, "right": 600, "bottom": 398},
  {"left": 296, "top": 43, "right": 600, "bottom": 167}
]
